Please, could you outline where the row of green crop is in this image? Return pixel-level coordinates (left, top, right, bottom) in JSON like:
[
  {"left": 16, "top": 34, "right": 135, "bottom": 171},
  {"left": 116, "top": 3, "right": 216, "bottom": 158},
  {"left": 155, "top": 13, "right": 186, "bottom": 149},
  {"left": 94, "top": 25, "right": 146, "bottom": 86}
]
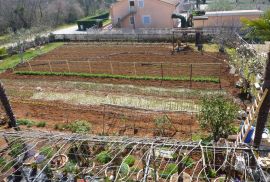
[{"left": 15, "top": 71, "right": 220, "bottom": 83}]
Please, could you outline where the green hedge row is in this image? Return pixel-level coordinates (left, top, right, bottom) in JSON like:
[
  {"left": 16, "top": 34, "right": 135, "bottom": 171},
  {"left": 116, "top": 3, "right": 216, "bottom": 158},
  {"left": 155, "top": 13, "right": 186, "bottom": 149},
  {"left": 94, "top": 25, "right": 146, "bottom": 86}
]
[
  {"left": 15, "top": 71, "right": 220, "bottom": 83},
  {"left": 77, "top": 12, "right": 109, "bottom": 31}
]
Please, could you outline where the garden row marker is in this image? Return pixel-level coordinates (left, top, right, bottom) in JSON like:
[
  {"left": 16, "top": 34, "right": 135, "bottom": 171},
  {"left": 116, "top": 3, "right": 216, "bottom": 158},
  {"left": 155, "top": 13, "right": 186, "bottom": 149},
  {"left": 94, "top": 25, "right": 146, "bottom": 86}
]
[
  {"left": 133, "top": 62, "right": 137, "bottom": 76},
  {"left": 237, "top": 89, "right": 269, "bottom": 144},
  {"left": 48, "top": 60, "right": 52, "bottom": 72}
]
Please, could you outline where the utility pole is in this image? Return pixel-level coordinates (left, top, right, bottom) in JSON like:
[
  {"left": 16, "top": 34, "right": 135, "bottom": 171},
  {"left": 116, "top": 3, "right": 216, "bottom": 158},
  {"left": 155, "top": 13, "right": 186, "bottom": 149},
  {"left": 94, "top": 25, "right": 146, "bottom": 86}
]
[{"left": 254, "top": 52, "right": 270, "bottom": 147}]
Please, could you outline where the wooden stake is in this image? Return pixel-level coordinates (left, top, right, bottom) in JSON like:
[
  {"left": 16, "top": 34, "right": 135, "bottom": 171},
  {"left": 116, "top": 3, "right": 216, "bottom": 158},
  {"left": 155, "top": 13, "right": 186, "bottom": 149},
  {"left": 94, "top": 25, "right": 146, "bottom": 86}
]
[
  {"left": 110, "top": 61, "right": 114, "bottom": 74},
  {"left": 48, "top": 60, "right": 52, "bottom": 72},
  {"left": 27, "top": 61, "right": 33, "bottom": 71},
  {"left": 66, "top": 60, "right": 70, "bottom": 73},
  {"left": 189, "top": 64, "right": 193, "bottom": 88},
  {"left": 133, "top": 62, "right": 137, "bottom": 76},
  {"left": 88, "top": 61, "right": 92, "bottom": 73}
]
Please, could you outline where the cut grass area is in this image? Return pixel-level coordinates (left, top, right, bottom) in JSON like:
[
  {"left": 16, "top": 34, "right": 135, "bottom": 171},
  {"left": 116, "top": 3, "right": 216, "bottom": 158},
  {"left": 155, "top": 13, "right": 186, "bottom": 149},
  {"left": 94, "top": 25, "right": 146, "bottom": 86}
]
[
  {"left": 15, "top": 71, "right": 220, "bottom": 83},
  {"left": 0, "top": 42, "right": 63, "bottom": 72}
]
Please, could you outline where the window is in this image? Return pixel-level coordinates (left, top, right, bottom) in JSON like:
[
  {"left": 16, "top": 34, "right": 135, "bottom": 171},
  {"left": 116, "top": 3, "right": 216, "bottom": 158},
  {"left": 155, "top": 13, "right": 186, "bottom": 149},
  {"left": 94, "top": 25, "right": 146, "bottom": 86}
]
[
  {"left": 130, "top": 16, "right": 135, "bottom": 25},
  {"left": 138, "top": 0, "right": 144, "bottom": 8},
  {"left": 129, "top": 1, "right": 135, "bottom": 7},
  {"left": 143, "top": 16, "right": 151, "bottom": 25}
]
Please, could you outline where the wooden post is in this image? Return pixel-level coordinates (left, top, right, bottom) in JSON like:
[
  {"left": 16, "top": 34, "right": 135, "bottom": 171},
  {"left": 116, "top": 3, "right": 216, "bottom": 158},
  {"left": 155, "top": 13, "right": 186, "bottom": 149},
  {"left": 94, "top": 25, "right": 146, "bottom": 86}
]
[
  {"left": 88, "top": 61, "right": 92, "bottom": 73},
  {"left": 102, "top": 106, "right": 105, "bottom": 135},
  {"left": 48, "top": 60, "right": 52, "bottom": 72},
  {"left": 133, "top": 62, "right": 137, "bottom": 76},
  {"left": 160, "top": 63, "right": 163, "bottom": 86},
  {"left": 189, "top": 64, "right": 193, "bottom": 88},
  {"left": 172, "top": 31, "right": 175, "bottom": 53},
  {"left": 254, "top": 52, "right": 270, "bottom": 147},
  {"left": 152, "top": 147, "right": 157, "bottom": 182},
  {"left": 66, "top": 60, "right": 70, "bottom": 73},
  {"left": 219, "top": 63, "right": 222, "bottom": 89},
  {"left": 27, "top": 61, "right": 33, "bottom": 71},
  {"left": 177, "top": 154, "right": 184, "bottom": 182},
  {"left": 110, "top": 61, "right": 114, "bottom": 74}
]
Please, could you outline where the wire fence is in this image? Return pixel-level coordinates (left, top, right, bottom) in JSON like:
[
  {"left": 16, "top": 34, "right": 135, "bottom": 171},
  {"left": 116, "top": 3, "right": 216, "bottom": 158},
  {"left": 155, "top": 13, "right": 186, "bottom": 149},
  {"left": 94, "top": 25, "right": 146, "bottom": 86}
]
[{"left": 15, "top": 60, "right": 222, "bottom": 83}]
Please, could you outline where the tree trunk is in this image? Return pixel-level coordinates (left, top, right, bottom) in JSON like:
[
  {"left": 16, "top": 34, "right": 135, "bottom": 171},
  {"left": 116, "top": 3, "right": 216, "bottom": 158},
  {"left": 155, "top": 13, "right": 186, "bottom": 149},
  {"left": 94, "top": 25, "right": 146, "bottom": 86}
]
[
  {"left": 0, "top": 82, "right": 18, "bottom": 130},
  {"left": 254, "top": 52, "right": 270, "bottom": 147}
]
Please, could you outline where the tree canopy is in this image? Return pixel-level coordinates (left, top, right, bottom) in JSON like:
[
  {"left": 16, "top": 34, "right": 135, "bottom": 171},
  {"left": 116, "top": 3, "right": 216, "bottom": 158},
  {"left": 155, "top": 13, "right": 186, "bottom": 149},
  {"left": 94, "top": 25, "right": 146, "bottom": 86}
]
[{"left": 241, "top": 10, "right": 270, "bottom": 41}]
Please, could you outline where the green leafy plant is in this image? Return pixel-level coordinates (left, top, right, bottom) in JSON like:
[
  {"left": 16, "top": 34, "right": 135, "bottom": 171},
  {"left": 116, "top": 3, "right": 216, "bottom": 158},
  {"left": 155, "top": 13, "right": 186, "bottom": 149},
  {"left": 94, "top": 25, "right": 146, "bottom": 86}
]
[
  {"left": 36, "top": 121, "right": 46, "bottom": 127},
  {"left": 207, "top": 169, "right": 217, "bottom": 178},
  {"left": 160, "top": 163, "right": 178, "bottom": 178},
  {"left": 63, "top": 162, "right": 79, "bottom": 174},
  {"left": 68, "top": 120, "right": 91, "bottom": 133},
  {"left": 40, "top": 146, "right": 54, "bottom": 158},
  {"left": 96, "top": 151, "right": 111, "bottom": 164},
  {"left": 123, "top": 155, "right": 135, "bottom": 167},
  {"left": 119, "top": 163, "right": 129, "bottom": 176},
  {"left": 9, "top": 141, "right": 24, "bottom": 157},
  {"left": 199, "top": 96, "right": 239, "bottom": 142},
  {"left": 182, "top": 156, "right": 194, "bottom": 168}
]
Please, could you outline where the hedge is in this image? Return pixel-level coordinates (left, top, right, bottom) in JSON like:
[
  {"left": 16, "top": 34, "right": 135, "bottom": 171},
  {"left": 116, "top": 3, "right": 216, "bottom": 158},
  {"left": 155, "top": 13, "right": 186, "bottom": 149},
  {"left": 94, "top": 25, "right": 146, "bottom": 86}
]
[{"left": 77, "top": 11, "right": 110, "bottom": 31}]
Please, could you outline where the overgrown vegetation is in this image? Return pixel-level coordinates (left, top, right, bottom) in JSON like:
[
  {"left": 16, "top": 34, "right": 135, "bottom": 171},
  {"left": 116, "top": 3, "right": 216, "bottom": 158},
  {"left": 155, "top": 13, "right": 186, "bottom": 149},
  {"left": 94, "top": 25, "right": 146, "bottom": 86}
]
[
  {"left": 199, "top": 96, "right": 239, "bottom": 142},
  {"left": 0, "top": 43, "right": 63, "bottom": 72},
  {"left": 15, "top": 71, "right": 220, "bottom": 83}
]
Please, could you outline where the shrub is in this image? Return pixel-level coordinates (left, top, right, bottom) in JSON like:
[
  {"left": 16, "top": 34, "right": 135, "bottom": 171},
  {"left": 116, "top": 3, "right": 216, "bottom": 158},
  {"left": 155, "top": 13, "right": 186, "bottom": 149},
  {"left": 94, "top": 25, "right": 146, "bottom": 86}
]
[
  {"left": 154, "top": 115, "right": 172, "bottom": 136},
  {"left": 160, "top": 163, "right": 178, "bottom": 179},
  {"left": 68, "top": 120, "right": 91, "bottom": 134},
  {"left": 36, "top": 121, "right": 46, "bottom": 127},
  {"left": 96, "top": 151, "right": 111, "bottom": 164},
  {"left": 199, "top": 96, "right": 239, "bottom": 141},
  {"left": 123, "top": 155, "right": 135, "bottom": 167},
  {"left": 40, "top": 146, "right": 54, "bottom": 158}
]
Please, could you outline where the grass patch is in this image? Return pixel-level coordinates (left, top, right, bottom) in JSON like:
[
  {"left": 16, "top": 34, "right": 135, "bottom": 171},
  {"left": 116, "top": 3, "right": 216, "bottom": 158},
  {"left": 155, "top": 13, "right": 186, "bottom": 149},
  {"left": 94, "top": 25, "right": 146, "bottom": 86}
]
[
  {"left": 0, "top": 42, "right": 63, "bottom": 72},
  {"left": 15, "top": 71, "right": 220, "bottom": 83}
]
